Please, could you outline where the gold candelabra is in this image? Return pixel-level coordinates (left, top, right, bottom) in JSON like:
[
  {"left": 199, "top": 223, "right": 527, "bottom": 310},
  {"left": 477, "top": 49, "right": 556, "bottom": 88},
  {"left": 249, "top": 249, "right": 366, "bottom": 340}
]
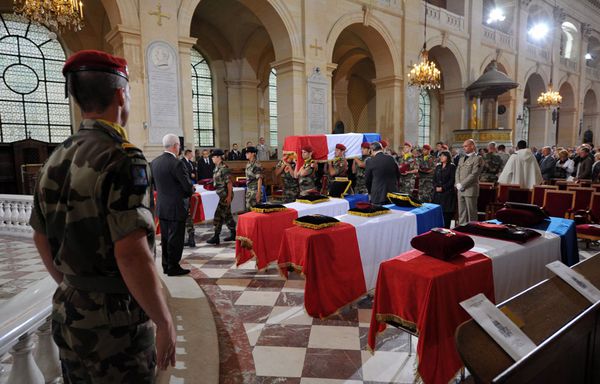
[
  {"left": 14, "top": 0, "right": 84, "bottom": 32},
  {"left": 537, "top": 84, "right": 562, "bottom": 108}
]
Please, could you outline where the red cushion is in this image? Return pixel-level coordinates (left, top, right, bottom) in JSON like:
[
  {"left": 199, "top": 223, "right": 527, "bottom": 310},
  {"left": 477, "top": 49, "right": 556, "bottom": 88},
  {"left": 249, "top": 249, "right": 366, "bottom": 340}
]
[
  {"left": 233, "top": 180, "right": 247, "bottom": 187},
  {"left": 410, "top": 228, "right": 475, "bottom": 261},
  {"left": 203, "top": 183, "right": 216, "bottom": 191},
  {"left": 495, "top": 207, "right": 545, "bottom": 227},
  {"left": 576, "top": 224, "right": 600, "bottom": 237}
]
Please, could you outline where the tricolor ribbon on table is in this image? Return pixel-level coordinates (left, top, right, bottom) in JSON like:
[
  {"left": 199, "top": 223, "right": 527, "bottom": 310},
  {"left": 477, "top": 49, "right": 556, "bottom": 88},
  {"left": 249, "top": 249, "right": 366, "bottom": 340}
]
[{"left": 282, "top": 133, "right": 381, "bottom": 170}]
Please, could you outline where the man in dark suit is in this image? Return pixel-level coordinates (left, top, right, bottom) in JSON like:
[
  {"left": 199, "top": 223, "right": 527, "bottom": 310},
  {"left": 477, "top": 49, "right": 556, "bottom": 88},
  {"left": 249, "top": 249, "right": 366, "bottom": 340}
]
[
  {"left": 151, "top": 134, "right": 194, "bottom": 276},
  {"left": 240, "top": 141, "right": 253, "bottom": 158},
  {"left": 539, "top": 146, "right": 556, "bottom": 181},
  {"left": 197, "top": 149, "right": 215, "bottom": 180},
  {"left": 365, "top": 141, "right": 399, "bottom": 205},
  {"left": 576, "top": 146, "right": 594, "bottom": 180},
  {"left": 181, "top": 149, "right": 196, "bottom": 183},
  {"left": 228, "top": 143, "right": 243, "bottom": 160}
]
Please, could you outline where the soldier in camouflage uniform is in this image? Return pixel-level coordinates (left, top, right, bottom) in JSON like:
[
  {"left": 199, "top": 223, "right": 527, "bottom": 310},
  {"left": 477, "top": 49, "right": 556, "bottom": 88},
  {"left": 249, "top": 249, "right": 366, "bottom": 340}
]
[
  {"left": 417, "top": 144, "right": 437, "bottom": 203},
  {"left": 398, "top": 142, "right": 418, "bottom": 194},
  {"left": 480, "top": 142, "right": 503, "bottom": 183},
  {"left": 207, "top": 149, "right": 236, "bottom": 244},
  {"left": 352, "top": 142, "right": 371, "bottom": 194},
  {"left": 296, "top": 145, "right": 317, "bottom": 194},
  {"left": 244, "top": 146, "right": 263, "bottom": 209},
  {"left": 274, "top": 153, "right": 299, "bottom": 203},
  {"left": 29, "top": 50, "right": 175, "bottom": 383},
  {"left": 326, "top": 143, "right": 349, "bottom": 193}
]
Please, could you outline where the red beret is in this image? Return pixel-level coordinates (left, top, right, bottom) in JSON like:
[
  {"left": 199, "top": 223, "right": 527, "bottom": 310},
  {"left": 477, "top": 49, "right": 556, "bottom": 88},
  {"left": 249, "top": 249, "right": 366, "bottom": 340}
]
[
  {"left": 335, "top": 143, "right": 346, "bottom": 151},
  {"left": 361, "top": 142, "right": 371, "bottom": 149},
  {"left": 404, "top": 141, "right": 412, "bottom": 147},
  {"left": 380, "top": 140, "right": 389, "bottom": 148},
  {"left": 301, "top": 145, "right": 313, "bottom": 153},
  {"left": 423, "top": 144, "right": 431, "bottom": 150},
  {"left": 63, "top": 50, "right": 129, "bottom": 80}
]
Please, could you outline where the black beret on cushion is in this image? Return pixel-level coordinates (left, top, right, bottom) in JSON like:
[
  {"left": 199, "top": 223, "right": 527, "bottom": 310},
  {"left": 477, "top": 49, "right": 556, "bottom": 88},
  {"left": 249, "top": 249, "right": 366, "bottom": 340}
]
[
  {"left": 348, "top": 203, "right": 390, "bottom": 217},
  {"left": 410, "top": 228, "right": 475, "bottom": 261},
  {"left": 293, "top": 215, "right": 339, "bottom": 230},
  {"left": 296, "top": 194, "right": 330, "bottom": 204},
  {"left": 495, "top": 202, "right": 549, "bottom": 227},
  {"left": 251, "top": 203, "right": 288, "bottom": 213},
  {"left": 387, "top": 192, "right": 423, "bottom": 208}
]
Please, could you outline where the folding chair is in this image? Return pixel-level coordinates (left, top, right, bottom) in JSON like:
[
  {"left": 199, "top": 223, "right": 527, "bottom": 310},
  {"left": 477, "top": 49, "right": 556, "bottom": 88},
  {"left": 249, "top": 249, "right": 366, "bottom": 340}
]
[{"left": 542, "top": 190, "right": 575, "bottom": 218}]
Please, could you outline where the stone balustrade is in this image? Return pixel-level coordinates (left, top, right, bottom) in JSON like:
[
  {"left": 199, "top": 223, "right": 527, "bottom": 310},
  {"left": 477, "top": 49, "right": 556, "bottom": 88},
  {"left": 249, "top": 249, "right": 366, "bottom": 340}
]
[
  {"left": 0, "top": 277, "right": 59, "bottom": 384},
  {"left": 587, "top": 66, "right": 600, "bottom": 81},
  {"left": 424, "top": 2, "right": 465, "bottom": 33},
  {"left": 0, "top": 194, "right": 33, "bottom": 238},
  {"left": 526, "top": 42, "right": 550, "bottom": 63},
  {"left": 482, "top": 25, "right": 514, "bottom": 50},
  {"left": 560, "top": 57, "right": 578, "bottom": 73}
]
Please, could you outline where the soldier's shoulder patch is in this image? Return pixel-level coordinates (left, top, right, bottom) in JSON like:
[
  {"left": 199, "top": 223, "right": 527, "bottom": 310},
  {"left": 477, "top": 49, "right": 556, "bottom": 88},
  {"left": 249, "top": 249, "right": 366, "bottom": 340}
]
[{"left": 131, "top": 164, "right": 149, "bottom": 187}]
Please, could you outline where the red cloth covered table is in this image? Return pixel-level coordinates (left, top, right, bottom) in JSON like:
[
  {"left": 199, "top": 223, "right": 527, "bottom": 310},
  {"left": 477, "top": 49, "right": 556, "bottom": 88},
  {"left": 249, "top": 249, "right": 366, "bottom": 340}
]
[
  {"left": 368, "top": 250, "right": 495, "bottom": 384},
  {"left": 154, "top": 192, "right": 204, "bottom": 234},
  {"left": 235, "top": 209, "right": 299, "bottom": 270},
  {"left": 277, "top": 223, "right": 366, "bottom": 318}
]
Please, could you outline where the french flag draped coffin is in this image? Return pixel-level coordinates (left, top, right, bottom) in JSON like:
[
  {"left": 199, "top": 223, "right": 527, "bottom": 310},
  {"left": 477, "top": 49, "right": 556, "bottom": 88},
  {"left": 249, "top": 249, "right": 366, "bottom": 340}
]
[{"left": 283, "top": 133, "right": 381, "bottom": 169}]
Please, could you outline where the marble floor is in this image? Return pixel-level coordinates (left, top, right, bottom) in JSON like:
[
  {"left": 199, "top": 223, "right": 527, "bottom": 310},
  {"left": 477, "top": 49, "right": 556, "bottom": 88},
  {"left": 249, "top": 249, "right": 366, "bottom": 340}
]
[{"left": 1, "top": 223, "right": 599, "bottom": 383}]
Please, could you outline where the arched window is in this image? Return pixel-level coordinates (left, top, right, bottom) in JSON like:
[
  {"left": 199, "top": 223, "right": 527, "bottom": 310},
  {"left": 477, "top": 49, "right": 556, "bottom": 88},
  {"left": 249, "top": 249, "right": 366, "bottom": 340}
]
[
  {"left": 191, "top": 48, "right": 214, "bottom": 147},
  {"left": 0, "top": 14, "right": 71, "bottom": 143},
  {"left": 561, "top": 22, "right": 578, "bottom": 59},
  {"left": 418, "top": 89, "right": 431, "bottom": 146},
  {"left": 268, "top": 69, "right": 277, "bottom": 147}
]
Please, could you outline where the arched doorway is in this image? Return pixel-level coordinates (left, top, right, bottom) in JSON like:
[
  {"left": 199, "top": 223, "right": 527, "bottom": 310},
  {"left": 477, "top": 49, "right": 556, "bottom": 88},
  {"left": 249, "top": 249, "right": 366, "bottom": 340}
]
[
  {"left": 330, "top": 23, "right": 395, "bottom": 140},
  {"left": 557, "top": 82, "right": 576, "bottom": 146},
  {"left": 523, "top": 73, "right": 546, "bottom": 146},
  {"left": 583, "top": 89, "right": 599, "bottom": 142},
  {"left": 190, "top": 0, "right": 286, "bottom": 150},
  {"left": 426, "top": 45, "right": 463, "bottom": 145}
]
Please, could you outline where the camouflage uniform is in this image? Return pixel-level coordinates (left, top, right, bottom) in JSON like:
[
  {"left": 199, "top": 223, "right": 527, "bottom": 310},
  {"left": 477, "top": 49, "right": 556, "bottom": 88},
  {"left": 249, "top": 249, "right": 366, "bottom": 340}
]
[
  {"left": 354, "top": 156, "right": 369, "bottom": 194},
  {"left": 213, "top": 162, "right": 236, "bottom": 235},
  {"left": 245, "top": 160, "right": 263, "bottom": 209},
  {"left": 298, "top": 159, "right": 317, "bottom": 194},
  {"left": 327, "top": 157, "right": 348, "bottom": 192},
  {"left": 398, "top": 154, "right": 417, "bottom": 194},
  {"left": 418, "top": 154, "right": 437, "bottom": 203},
  {"left": 277, "top": 160, "right": 299, "bottom": 203},
  {"left": 480, "top": 152, "right": 503, "bottom": 183},
  {"left": 29, "top": 119, "right": 156, "bottom": 383}
]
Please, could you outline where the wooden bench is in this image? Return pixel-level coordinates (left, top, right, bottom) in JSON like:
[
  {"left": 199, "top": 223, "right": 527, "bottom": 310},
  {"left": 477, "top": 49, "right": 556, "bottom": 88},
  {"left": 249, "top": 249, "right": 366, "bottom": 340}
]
[{"left": 456, "top": 254, "right": 600, "bottom": 383}]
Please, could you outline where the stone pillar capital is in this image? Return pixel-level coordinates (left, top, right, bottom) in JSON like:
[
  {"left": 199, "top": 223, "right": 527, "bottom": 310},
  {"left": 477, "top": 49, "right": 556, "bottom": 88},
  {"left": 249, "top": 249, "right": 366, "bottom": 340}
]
[
  {"left": 270, "top": 57, "right": 305, "bottom": 75},
  {"left": 372, "top": 75, "right": 403, "bottom": 89}
]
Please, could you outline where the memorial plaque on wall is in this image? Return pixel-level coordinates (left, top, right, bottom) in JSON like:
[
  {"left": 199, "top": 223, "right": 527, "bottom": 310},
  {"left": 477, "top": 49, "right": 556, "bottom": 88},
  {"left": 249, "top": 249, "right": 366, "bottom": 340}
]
[
  {"left": 307, "top": 68, "right": 328, "bottom": 135},
  {"left": 146, "top": 41, "right": 182, "bottom": 144}
]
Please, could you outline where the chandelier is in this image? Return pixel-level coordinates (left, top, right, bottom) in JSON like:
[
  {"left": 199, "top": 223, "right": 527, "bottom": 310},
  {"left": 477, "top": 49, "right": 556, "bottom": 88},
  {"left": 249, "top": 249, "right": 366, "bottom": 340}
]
[
  {"left": 408, "top": 3, "right": 441, "bottom": 89},
  {"left": 537, "top": 84, "right": 562, "bottom": 108},
  {"left": 14, "top": 0, "right": 84, "bottom": 32}
]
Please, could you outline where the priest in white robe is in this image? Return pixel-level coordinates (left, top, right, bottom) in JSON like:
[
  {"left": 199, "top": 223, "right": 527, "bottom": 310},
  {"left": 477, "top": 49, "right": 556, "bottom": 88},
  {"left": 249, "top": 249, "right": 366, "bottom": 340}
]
[{"left": 497, "top": 140, "right": 542, "bottom": 189}]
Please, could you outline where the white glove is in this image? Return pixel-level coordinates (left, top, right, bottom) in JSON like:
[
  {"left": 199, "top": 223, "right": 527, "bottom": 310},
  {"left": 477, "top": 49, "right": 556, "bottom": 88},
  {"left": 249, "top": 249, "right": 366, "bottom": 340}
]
[{"left": 455, "top": 183, "right": 463, "bottom": 191}]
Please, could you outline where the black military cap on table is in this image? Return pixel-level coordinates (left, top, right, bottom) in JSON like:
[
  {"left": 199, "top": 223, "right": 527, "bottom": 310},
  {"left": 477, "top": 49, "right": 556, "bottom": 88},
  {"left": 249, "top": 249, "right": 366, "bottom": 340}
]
[
  {"left": 211, "top": 149, "right": 225, "bottom": 156},
  {"left": 348, "top": 202, "right": 390, "bottom": 217},
  {"left": 453, "top": 222, "right": 541, "bottom": 244},
  {"left": 387, "top": 192, "right": 423, "bottom": 208},
  {"left": 293, "top": 215, "right": 340, "bottom": 230},
  {"left": 251, "top": 203, "right": 288, "bottom": 213},
  {"left": 328, "top": 177, "right": 352, "bottom": 198}
]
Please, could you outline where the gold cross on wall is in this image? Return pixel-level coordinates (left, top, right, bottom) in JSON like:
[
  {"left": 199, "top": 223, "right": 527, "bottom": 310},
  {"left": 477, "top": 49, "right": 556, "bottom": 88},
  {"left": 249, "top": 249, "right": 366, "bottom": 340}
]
[
  {"left": 149, "top": 2, "right": 170, "bottom": 26},
  {"left": 310, "top": 39, "right": 323, "bottom": 56}
]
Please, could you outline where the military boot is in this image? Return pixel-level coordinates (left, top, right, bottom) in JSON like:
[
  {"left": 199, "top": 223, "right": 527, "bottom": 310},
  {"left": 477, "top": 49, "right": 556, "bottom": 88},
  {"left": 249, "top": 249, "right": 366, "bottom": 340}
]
[
  {"left": 185, "top": 233, "right": 196, "bottom": 247},
  {"left": 206, "top": 232, "right": 220, "bottom": 245},
  {"left": 223, "top": 228, "right": 236, "bottom": 242}
]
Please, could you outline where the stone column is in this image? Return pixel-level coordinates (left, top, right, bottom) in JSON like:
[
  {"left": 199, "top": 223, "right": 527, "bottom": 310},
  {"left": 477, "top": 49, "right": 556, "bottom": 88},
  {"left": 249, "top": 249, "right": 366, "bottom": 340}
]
[
  {"left": 178, "top": 36, "right": 198, "bottom": 150},
  {"left": 373, "top": 76, "right": 402, "bottom": 147},
  {"left": 579, "top": 24, "right": 593, "bottom": 142},
  {"left": 225, "top": 78, "right": 260, "bottom": 148},
  {"left": 271, "top": 57, "right": 306, "bottom": 154},
  {"left": 105, "top": 25, "right": 146, "bottom": 148},
  {"left": 324, "top": 63, "right": 338, "bottom": 135}
]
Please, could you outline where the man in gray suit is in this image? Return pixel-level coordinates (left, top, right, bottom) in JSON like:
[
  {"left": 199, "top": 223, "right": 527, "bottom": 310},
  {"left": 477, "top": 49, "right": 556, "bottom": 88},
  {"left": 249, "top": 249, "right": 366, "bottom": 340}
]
[
  {"left": 539, "top": 146, "right": 556, "bottom": 181},
  {"left": 365, "top": 141, "right": 399, "bottom": 205},
  {"left": 455, "top": 139, "right": 484, "bottom": 225}
]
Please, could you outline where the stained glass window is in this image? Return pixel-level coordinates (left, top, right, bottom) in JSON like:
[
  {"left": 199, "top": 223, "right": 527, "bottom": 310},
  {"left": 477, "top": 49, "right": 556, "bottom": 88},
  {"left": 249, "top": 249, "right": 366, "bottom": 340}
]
[
  {"left": 0, "top": 14, "right": 71, "bottom": 143},
  {"left": 191, "top": 48, "right": 214, "bottom": 147},
  {"left": 418, "top": 89, "right": 431, "bottom": 146},
  {"left": 268, "top": 69, "right": 277, "bottom": 147}
]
